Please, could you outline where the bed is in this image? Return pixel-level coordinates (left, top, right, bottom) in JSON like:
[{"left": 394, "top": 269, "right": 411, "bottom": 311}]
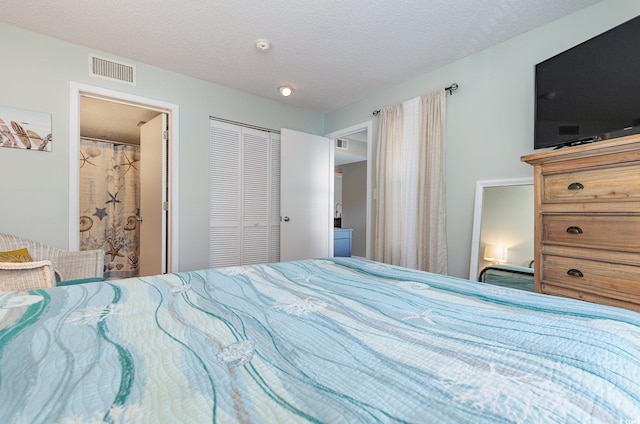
[
  {"left": 1, "top": 257, "right": 639, "bottom": 423},
  {"left": 478, "top": 264, "right": 535, "bottom": 292}
]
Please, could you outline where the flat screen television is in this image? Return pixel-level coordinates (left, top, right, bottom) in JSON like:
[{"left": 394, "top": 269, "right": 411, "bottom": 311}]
[{"left": 534, "top": 15, "right": 640, "bottom": 149}]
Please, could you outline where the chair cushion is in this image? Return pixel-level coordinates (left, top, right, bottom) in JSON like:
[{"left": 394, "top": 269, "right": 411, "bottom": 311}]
[{"left": 0, "top": 248, "right": 33, "bottom": 263}]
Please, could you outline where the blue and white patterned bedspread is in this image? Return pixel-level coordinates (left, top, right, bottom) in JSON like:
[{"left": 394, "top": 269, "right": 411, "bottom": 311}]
[{"left": 1, "top": 257, "right": 639, "bottom": 423}]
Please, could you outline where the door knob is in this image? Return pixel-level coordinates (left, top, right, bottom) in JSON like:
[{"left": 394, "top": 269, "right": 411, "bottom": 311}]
[{"left": 283, "top": 216, "right": 290, "bottom": 222}]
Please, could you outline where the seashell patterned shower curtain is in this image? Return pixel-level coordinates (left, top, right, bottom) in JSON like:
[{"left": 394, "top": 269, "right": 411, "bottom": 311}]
[{"left": 79, "top": 138, "right": 140, "bottom": 279}]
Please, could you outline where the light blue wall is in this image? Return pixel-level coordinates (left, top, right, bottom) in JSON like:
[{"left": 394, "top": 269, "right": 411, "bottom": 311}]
[
  {"left": 0, "top": 23, "right": 323, "bottom": 272},
  {"left": 3, "top": 0, "right": 640, "bottom": 278},
  {"left": 324, "top": 0, "right": 640, "bottom": 278}
]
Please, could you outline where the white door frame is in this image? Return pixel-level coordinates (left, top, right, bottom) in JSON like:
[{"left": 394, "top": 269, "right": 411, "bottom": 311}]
[
  {"left": 69, "top": 82, "right": 180, "bottom": 272},
  {"left": 325, "top": 120, "right": 373, "bottom": 259}
]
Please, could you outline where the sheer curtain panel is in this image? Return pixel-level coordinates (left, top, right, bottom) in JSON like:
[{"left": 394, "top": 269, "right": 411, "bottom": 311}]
[{"left": 374, "top": 90, "right": 448, "bottom": 274}]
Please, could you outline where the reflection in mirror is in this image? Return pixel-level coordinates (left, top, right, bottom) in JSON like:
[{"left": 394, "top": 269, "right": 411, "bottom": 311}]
[
  {"left": 469, "top": 178, "right": 534, "bottom": 281},
  {"left": 326, "top": 121, "right": 373, "bottom": 259},
  {"left": 333, "top": 132, "right": 368, "bottom": 257}
]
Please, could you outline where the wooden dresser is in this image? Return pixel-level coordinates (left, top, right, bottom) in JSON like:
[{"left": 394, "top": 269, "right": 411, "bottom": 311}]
[{"left": 521, "top": 135, "right": 640, "bottom": 312}]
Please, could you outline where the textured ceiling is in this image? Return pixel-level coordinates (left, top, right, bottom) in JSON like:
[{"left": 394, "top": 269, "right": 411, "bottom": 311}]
[
  {"left": 4, "top": 0, "right": 601, "bottom": 112},
  {"left": 79, "top": 97, "right": 161, "bottom": 145}
]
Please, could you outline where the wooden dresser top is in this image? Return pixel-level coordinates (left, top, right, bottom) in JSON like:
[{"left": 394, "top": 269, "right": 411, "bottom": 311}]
[{"left": 521, "top": 133, "right": 640, "bottom": 166}]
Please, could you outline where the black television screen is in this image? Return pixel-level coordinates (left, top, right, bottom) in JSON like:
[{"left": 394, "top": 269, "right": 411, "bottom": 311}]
[{"left": 534, "top": 15, "right": 640, "bottom": 149}]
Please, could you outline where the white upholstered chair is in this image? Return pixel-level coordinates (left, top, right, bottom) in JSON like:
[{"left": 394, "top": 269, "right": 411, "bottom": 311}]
[{"left": 0, "top": 233, "right": 104, "bottom": 291}]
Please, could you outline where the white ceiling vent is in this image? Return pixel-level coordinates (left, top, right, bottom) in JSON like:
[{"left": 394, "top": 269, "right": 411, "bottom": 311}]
[
  {"left": 89, "top": 54, "right": 136, "bottom": 85},
  {"left": 336, "top": 139, "right": 348, "bottom": 150}
]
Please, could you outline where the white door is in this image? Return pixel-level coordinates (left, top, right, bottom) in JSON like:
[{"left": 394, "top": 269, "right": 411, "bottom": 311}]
[
  {"left": 280, "top": 128, "right": 332, "bottom": 261},
  {"left": 139, "top": 114, "right": 167, "bottom": 276}
]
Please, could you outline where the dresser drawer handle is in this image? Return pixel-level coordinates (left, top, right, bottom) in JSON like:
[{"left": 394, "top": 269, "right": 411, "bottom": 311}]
[
  {"left": 567, "top": 269, "right": 584, "bottom": 278},
  {"left": 566, "top": 226, "right": 583, "bottom": 234},
  {"left": 567, "top": 182, "right": 584, "bottom": 190}
]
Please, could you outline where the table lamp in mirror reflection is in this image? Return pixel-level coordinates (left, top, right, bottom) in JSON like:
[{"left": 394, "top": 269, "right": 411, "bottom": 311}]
[{"left": 483, "top": 244, "right": 507, "bottom": 264}]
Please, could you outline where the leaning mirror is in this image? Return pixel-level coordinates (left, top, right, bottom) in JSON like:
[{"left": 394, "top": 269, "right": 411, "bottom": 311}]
[{"left": 469, "top": 177, "right": 534, "bottom": 281}]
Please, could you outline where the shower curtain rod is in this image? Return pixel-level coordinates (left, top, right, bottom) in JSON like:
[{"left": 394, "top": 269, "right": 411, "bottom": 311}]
[
  {"left": 371, "top": 83, "right": 459, "bottom": 116},
  {"left": 80, "top": 136, "right": 140, "bottom": 147}
]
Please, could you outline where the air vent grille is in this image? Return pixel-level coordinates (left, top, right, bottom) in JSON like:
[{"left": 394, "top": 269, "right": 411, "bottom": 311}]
[
  {"left": 336, "top": 139, "right": 348, "bottom": 150},
  {"left": 89, "top": 54, "right": 136, "bottom": 85}
]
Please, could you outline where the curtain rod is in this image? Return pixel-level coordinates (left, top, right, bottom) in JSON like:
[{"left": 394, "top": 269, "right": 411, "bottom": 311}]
[
  {"left": 372, "top": 83, "right": 459, "bottom": 116},
  {"left": 80, "top": 136, "right": 140, "bottom": 147}
]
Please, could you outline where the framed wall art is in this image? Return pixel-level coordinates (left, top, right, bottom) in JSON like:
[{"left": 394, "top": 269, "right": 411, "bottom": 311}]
[{"left": 0, "top": 105, "right": 52, "bottom": 152}]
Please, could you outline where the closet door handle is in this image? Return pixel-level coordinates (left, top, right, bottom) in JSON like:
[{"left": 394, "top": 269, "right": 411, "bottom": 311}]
[
  {"left": 282, "top": 216, "right": 290, "bottom": 222},
  {"left": 567, "top": 182, "right": 584, "bottom": 190},
  {"left": 566, "top": 226, "right": 583, "bottom": 234},
  {"left": 567, "top": 269, "right": 584, "bottom": 278}
]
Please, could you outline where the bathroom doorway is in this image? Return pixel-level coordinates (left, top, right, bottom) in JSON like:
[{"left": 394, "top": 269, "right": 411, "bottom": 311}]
[{"left": 69, "top": 82, "right": 180, "bottom": 276}]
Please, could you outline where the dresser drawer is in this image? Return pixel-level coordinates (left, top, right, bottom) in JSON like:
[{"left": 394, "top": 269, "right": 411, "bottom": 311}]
[
  {"left": 543, "top": 164, "right": 640, "bottom": 203},
  {"left": 541, "top": 255, "right": 640, "bottom": 304},
  {"left": 542, "top": 214, "right": 640, "bottom": 252}
]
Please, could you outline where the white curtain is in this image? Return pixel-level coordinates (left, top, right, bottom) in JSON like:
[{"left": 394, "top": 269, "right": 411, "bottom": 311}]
[{"left": 374, "top": 90, "right": 448, "bottom": 274}]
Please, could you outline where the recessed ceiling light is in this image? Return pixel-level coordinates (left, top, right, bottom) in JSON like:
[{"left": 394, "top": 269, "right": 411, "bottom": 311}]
[
  {"left": 278, "top": 86, "right": 294, "bottom": 97},
  {"left": 255, "top": 39, "right": 271, "bottom": 52}
]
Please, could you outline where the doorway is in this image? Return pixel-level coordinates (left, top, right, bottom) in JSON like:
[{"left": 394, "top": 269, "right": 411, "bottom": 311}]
[
  {"left": 325, "top": 121, "right": 372, "bottom": 259},
  {"left": 69, "top": 82, "right": 180, "bottom": 276}
]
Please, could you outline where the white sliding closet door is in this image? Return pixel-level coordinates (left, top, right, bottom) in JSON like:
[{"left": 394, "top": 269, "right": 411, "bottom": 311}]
[
  {"left": 209, "top": 120, "right": 279, "bottom": 267},
  {"left": 209, "top": 121, "right": 241, "bottom": 267},
  {"left": 241, "top": 128, "right": 270, "bottom": 264},
  {"left": 269, "top": 133, "right": 281, "bottom": 263}
]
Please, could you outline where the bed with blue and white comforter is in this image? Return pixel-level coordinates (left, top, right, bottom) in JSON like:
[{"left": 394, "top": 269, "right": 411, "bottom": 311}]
[{"left": 1, "top": 257, "right": 639, "bottom": 423}]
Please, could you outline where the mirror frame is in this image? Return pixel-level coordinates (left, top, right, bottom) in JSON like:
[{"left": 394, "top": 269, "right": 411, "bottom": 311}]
[{"left": 469, "top": 177, "right": 533, "bottom": 281}]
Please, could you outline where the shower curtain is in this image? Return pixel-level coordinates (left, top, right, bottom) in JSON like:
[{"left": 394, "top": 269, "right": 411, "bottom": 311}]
[{"left": 79, "top": 138, "right": 140, "bottom": 279}]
